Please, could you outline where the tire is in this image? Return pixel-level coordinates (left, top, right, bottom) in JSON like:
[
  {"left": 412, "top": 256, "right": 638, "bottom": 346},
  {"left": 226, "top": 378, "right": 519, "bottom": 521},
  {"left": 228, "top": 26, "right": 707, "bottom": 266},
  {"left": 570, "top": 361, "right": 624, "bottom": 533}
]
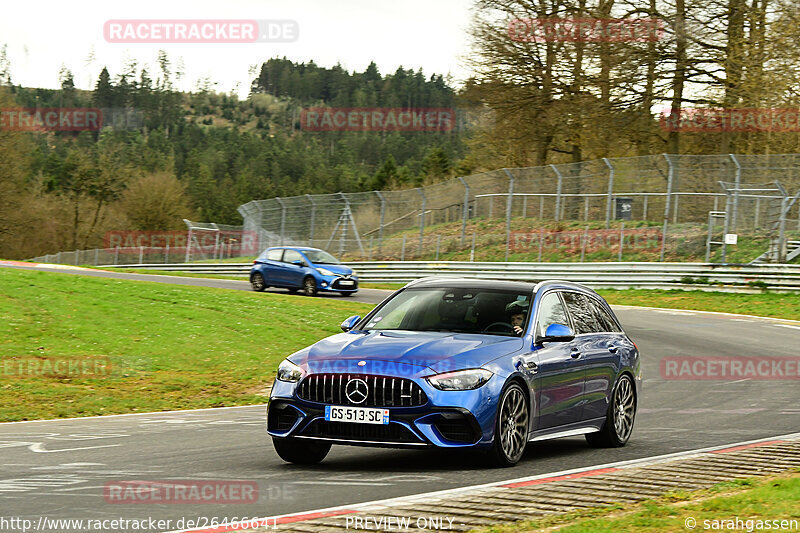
[
  {"left": 250, "top": 272, "right": 266, "bottom": 292},
  {"left": 586, "top": 374, "right": 636, "bottom": 448},
  {"left": 486, "top": 382, "right": 529, "bottom": 467},
  {"left": 272, "top": 437, "right": 331, "bottom": 465},
  {"left": 302, "top": 277, "right": 317, "bottom": 297}
]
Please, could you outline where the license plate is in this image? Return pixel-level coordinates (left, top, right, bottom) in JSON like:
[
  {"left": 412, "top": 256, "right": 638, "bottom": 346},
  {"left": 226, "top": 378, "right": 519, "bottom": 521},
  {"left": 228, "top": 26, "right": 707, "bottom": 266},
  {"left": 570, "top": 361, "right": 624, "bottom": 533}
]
[
  {"left": 325, "top": 405, "right": 389, "bottom": 425},
  {"left": 339, "top": 280, "right": 355, "bottom": 286}
]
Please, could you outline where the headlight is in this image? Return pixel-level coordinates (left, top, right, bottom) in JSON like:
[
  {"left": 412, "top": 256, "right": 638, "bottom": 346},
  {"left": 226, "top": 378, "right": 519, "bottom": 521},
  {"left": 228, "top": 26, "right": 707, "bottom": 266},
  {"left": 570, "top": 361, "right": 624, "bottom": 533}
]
[
  {"left": 276, "top": 359, "right": 304, "bottom": 382},
  {"left": 426, "top": 368, "right": 493, "bottom": 391},
  {"left": 317, "top": 267, "right": 335, "bottom": 276}
]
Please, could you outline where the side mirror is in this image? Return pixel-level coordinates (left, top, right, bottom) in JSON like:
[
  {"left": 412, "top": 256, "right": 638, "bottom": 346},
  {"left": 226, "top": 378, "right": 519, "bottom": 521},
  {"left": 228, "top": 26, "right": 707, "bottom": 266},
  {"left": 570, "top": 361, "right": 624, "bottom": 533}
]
[
  {"left": 292, "top": 259, "right": 307, "bottom": 267},
  {"left": 340, "top": 315, "right": 361, "bottom": 332},
  {"left": 537, "top": 323, "right": 575, "bottom": 344}
]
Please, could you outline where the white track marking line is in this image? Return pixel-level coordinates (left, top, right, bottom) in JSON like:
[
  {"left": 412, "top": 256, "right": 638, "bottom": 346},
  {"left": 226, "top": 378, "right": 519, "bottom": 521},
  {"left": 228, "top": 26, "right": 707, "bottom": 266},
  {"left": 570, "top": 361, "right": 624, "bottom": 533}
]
[
  {"left": 611, "top": 304, "right": 800, "bottom": 325},
  {"left": 0, "top": 404, "right": 266, "bottom": 426}
]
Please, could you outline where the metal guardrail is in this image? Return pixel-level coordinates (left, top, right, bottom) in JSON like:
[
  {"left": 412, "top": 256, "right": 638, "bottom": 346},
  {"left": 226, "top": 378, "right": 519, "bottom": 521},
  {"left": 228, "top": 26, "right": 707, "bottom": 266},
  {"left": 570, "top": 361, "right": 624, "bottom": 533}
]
[{"left": 107, "top": 261, "right": 800, "bottom": 292}]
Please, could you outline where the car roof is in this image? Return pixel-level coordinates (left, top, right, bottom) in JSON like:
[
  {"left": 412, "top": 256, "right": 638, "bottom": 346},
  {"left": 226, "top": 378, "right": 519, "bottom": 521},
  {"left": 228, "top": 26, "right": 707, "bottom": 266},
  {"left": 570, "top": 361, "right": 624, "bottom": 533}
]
[
  {"left": 405, "top": 277, "right": 600, "bottom": 297},
  {"left": 267, "top": 246, "right": 325, "bottom": 253}
]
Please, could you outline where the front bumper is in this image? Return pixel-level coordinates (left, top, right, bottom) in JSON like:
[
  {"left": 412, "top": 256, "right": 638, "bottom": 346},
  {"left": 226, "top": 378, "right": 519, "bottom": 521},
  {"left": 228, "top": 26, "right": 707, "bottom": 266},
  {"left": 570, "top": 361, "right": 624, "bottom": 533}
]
[
  {"left": 316, "top": 274, "right": 359, "bottom": 293},
  {"left": 267, "top": 369, "right": 501, "bottom": 449}
]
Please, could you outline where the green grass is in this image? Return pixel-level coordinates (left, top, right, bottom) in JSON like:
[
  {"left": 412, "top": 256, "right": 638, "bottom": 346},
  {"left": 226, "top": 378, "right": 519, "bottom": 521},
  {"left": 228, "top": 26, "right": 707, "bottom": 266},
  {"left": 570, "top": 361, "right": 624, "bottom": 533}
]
[
  {"left": 597, "top": 289, "right": 800, "bottom": 321},
  {"left": 0, "top": 268, "right": 371, "bottom": 421},
  {"left": 479, "top": 473, "right": 800, "bottom": 533},
  {"left": 341, "top": 217, "right": 800, "bottom": 264}
]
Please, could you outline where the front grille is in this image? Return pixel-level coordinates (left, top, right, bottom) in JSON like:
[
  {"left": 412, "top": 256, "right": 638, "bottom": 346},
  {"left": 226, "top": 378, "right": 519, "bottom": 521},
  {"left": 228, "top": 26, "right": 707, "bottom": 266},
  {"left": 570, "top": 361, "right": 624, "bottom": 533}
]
[
  {"left": 300, "top": 419, "right": 422, "bottom": 444},
  {"left": 332, "top": 277, "right": 358, "bottom": 290},
  {"left": 297, "top": 374, "right": 428, "bottom": 407},
  {"left": 267, "top": 402, "right": 300, "bottom": 432}
]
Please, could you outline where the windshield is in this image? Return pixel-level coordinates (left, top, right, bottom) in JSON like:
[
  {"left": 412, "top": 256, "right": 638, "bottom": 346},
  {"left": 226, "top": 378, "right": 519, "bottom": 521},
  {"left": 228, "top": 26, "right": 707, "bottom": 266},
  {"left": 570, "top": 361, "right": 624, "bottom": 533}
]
[
  {"left": 362, "top": 287, "right": 533, "bottom": 336},
  {"left": 302, "top": 250, "right": 341, "bottom": 265}
]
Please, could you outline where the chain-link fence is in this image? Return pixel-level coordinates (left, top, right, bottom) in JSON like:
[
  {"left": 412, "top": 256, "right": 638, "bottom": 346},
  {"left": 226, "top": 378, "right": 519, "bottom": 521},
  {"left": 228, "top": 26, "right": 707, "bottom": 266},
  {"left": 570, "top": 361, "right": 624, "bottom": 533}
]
[
  {"left": 28, "top": 154, "right": 800, "bottom": 266},
  {"left": 238, "top": 154, "right": 800, "bottom": 263}
]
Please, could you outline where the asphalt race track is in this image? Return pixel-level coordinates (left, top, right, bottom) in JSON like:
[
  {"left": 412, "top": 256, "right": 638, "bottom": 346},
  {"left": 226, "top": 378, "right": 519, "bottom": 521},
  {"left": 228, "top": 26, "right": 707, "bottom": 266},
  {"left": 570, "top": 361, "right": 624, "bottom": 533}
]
[{"left": 1, "top": 263, "right": 799, "bottom": 530}]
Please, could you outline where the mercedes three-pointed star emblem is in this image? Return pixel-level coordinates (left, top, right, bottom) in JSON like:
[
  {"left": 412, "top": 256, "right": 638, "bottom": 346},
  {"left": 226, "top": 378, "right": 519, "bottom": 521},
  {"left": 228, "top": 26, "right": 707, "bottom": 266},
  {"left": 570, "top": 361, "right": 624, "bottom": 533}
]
[{"left": 345, "top": 378, "right": 369, "bottom": 404}]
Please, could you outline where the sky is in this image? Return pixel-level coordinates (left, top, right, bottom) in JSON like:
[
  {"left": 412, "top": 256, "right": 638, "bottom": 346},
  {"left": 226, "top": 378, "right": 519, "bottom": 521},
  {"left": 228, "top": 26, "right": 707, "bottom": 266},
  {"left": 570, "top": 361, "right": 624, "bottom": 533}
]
[{"left": 1, "top": 0, "right": 476, "bottom": 98}]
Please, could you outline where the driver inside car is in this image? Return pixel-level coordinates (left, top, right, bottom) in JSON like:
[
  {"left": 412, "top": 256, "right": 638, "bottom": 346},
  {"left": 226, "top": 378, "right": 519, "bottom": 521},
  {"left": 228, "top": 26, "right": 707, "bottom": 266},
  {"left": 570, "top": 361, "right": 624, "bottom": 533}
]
[{"left": 505, "top": 300, "right": 529, "bottom": 336}]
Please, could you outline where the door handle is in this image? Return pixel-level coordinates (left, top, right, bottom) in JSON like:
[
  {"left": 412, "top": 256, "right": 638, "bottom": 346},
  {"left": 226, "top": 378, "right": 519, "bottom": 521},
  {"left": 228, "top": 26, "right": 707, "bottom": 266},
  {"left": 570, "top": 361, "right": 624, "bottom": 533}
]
[
  {"left": 570, "top": 348, "right": 582, "bottom": 359},
  {"left": 607, "top": 345, "right": 619, "bottom": 353}
]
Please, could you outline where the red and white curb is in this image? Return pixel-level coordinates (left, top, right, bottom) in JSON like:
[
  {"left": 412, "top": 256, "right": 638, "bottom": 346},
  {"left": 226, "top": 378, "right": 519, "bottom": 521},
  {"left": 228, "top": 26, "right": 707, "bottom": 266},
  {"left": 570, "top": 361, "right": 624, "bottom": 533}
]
[{"left": 172, "top": 431, "right": 800, "bottom": 533}]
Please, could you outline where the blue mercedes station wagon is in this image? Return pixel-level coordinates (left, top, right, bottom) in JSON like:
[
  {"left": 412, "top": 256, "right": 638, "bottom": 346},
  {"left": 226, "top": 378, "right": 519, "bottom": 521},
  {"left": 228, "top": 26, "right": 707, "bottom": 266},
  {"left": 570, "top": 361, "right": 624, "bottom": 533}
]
[
  {"left": 267, "top": 278, "right": 640, "bottom": 467},
  {"left": 250, "top": 246, "right": 358, "bottom": 296}
]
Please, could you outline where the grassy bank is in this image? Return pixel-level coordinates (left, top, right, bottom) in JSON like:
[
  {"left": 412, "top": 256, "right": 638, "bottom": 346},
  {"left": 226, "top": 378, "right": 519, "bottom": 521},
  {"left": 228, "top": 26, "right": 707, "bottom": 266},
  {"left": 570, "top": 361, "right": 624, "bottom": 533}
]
[
  {"left": 480, "top": 472, "right": 800, "bottom": 533},
  {"left": 0, "top": 268, "right": 371, "bottom": 421}
]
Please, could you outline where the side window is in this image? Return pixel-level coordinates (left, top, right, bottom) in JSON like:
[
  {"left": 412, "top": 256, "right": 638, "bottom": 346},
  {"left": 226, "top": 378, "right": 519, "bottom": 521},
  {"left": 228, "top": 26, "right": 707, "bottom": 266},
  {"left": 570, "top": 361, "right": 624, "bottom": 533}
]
[
  {"left": 282, "top": 249, "right": 304, "bottom": 264},
  {"left": 589, "top": 298, "right": 623, "bottom": 333},
  {"left": 266, "top": 249, "right": 283, "bottom": 261},
  {"left": 562, "top": 292, "right": 602, "bottom": 334},
  {"left": 535, "top": 292, "right": 569, "bottom": 338}
]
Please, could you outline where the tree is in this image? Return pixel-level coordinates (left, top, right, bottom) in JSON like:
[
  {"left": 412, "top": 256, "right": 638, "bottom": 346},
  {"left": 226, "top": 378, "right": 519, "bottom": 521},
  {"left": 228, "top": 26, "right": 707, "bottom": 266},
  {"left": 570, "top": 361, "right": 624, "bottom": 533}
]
[
  {"left": 93, "top": 67, "right": 115, "bottom": 107},
  {"left": 118, "top": 172, "right": 194, "bottom": 230}
]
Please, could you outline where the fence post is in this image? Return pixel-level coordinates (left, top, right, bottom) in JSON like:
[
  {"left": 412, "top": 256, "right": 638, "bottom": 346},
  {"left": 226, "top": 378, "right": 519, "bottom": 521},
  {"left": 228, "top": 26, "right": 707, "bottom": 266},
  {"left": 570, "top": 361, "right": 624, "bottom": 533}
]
[
  {"left": 550, "top": 164, "right": 564, "bottom": 222},
  {"left": 401, "top": 235, "right": 406, "bottom": 261},
  {"left": 435, "top": 234, "right": 442, "bottom": 260},
  {"left": 538, "top": 228, "right": 544, "bottom": 262},
  {"left": 165, "top": 244, "right": 170, "bottom": 264},
  {"left": 643, "top": 195, "right": 649, "bottom": 220},
  {"left": 458, "top": 177, "right": 469, "bottom": 246},
  {"left": 114, "top": 247, "right": 119, "bottom": 265},
  {"left": 139, "top": 246, "right": 144, "bottom": 264},
  {"left": 417, "top": 188, "right": 426, "bottom": 258},
  {"left": 660, "top": 154, "right": 674, "bottom": 261},
  {"left": 185, "top": 222, "right": 193, "bottom": 262},
  {"left": 375, "top": 191, "right": 386, "bottom": 254},
  {"left": 618, "top": 222, "right": 625, "bottom": 261},
  {"left": 603, "top": 157, "right": 614, "bottom": 228},
  {"left": 502, "top": 168, "right": 515, "bottom": 261},
  {"left": 470, "top": 232, "right": 476, "bottom": 261},
  {"left": 729, "top": 154, "right": 741, "bottom": 232},
  {"left": 94, "top": 248, "right": 99, "bottom": 265},
  {"left": 754, "top": 197, "right": 760, "bottom": 229},
  {"left": 306, "top": 194, "right": 316, "bottom": 247},
  {"left": 275, "top": 197, "right": 286, "bottom": 246},
  {"left": 721, "top": 187, "right": 732, "bottom": 263},
  {"left": 673, "top": 194, "right": 680, "bottom": 224},
  {"left": 580, "top": 226, "right": 588, "bottom": 262},
  {"left": 522, "top": 196, "right": 528, "bottom": 218}
]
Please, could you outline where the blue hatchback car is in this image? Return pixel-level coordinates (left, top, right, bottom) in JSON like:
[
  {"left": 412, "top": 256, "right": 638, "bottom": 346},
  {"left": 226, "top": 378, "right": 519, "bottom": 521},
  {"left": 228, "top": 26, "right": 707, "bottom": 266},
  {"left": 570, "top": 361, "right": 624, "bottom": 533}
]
[
  {"left": 250, "top": 246, "right": 358, "bottom": 296},
  {"left": 268, "top": 278, "right": 641, "bottom": 467}
]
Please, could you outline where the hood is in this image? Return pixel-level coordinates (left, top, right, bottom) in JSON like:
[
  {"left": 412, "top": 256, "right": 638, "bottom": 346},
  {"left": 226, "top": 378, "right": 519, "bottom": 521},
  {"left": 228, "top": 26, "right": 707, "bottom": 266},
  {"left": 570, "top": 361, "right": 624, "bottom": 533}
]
[
  {"left": 313, "top": 263, "right": 353, "bottom": 276},
  {"left": 290, "top": 330, "right": 522, "bottom": 373}
]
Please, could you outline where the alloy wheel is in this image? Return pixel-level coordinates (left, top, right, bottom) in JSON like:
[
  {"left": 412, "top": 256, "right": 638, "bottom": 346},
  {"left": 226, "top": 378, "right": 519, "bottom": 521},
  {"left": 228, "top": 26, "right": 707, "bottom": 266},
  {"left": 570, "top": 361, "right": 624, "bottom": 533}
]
[{"left": 498, "top": 385, "right": 528, "bottom": 463}]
